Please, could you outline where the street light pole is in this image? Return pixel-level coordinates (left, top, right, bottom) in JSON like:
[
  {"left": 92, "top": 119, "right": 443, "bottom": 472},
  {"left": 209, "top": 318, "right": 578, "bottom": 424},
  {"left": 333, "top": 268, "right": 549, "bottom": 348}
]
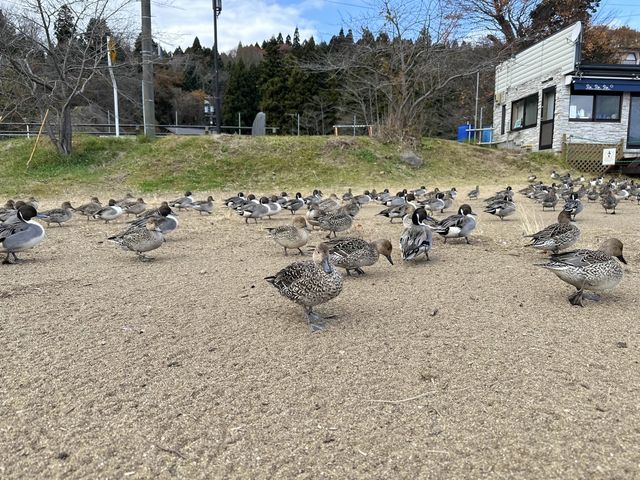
[{"left": 212, "top": 0, "right": 222, "bottom": 134}]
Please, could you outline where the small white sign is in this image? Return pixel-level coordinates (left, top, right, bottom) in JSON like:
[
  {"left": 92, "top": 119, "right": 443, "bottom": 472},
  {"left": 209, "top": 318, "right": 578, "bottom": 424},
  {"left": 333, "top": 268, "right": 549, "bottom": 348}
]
[{"left": 602, "top": 148, "right": 616, "bottom": 165}]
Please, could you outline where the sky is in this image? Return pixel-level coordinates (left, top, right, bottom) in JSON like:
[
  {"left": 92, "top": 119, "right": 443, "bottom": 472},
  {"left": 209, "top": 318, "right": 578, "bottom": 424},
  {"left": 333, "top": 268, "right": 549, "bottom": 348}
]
[{"left": 148, "top": 0, "right": 640, "bottom": 53}]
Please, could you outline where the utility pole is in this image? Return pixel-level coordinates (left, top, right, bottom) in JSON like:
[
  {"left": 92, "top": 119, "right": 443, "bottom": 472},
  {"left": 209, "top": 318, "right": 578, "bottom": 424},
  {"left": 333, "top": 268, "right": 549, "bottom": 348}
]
[
  {"left": 212, "top": 0, "right": 222, "bottom": 134},
  {"left": 141, "top": 0, "right": 156, "bottom": 137},
  {"left": 107, "top": 36, "right": 120, "bottom": 137}
]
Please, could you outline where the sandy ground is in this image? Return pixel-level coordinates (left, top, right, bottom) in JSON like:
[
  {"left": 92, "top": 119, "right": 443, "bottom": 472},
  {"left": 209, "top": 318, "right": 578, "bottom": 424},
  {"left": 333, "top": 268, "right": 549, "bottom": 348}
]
[{"left": 1, "top": 185, "right": 639, "bottom": 479}]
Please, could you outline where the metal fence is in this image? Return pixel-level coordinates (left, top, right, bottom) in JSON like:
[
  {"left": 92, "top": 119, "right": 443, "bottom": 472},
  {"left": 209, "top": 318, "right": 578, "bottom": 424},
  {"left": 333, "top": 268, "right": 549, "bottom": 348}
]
[{"left": 0, "top": 122, "right": 279, "bottom": 138}]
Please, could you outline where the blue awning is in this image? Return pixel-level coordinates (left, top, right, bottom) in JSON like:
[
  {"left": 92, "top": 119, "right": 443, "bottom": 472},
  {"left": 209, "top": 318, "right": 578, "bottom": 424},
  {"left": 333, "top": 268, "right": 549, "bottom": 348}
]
[{"left": 573, "top": 78, "right": 640, "bottom": 92}]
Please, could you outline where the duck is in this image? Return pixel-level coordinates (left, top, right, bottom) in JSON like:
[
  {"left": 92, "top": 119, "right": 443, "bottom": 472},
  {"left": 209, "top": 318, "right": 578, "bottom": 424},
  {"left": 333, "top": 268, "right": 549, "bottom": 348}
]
[
  {"left": 137, "top": 201, "right": 169, "bottom": 218},
  {"left": 115, "top": 193, "right": 136, "bottom": 207},
  {"left": 0, "top": 205, "right": 46, "bottom": 264},
  {"left": 337, "top": 200, "right": 360, "bottom": 217},
  {"left": 317, "top": 194, "right": 341, "bottom": 213},
  {"left": 303, "top": 189, "right": 323, "bottom": 205},
  {"left": 265, "top": 243, "right": 344, "bottom": 332},
  {"left": 237, "top": 197, "right": 270, "bottom": 224},
  {"left": 191, "top": 196, "right": 214, "bottom": 215},
  {"left": 275, "top": 192, "right": 290, "bottom": 206},
  {"left": 563, "top": 193, "right": 583, "bottom": 221},
  {"left": 317, "top": 211, "right": 353, "bottom": 239},
  {"left": 467, "top": 186, "right": 480, "bottom": 199},
  {"left": 525, "top": 210, "right": 580, "bottom": 254},
  {"left": 354, "top": 191, "right": 372, "bottom": 205},
  {"left": 169, "top": 191, "right": 194, "bottom": 210},
  {"left": 484, "top": 197, "right": 516, "bottom": 220},
  {"left": 400, "top": 208, "right": 433, "bottom": 261},
  {"left": 326, "top": 237, "right": 393, "bottom": 276},
  {"left": 422, "top": 192, "right": 446, "bottom": 214},
  {"left": 342, "top": 188, "right": 353, "bottom": 202},
  {"left": 38, "top": 201, "right": 74, "bottom": 227},
  {"left": 378, "top": 202, "right": 415, "bottom": 224},
  {"left": 485, "top": 186, "right": 513, "bottom": 203},
  {"left": 527, "top": 174, "right": 537, "bottom": 183},
  {"left": 266, "top": 196, "right": 283, "bottom": 218},
  {"left": 265, "top": 216, "right": 310, "bottom": 256},
  {"left": 539, "top": 238, "right": 626, "bottom": 306},
  {"left": 108, "top": 217, "right": 164, "bottom": 261},
  {"left": 384, "top": 191, "right": 407, "bottom": 208},
  {"left": 0, "top": 200, "right": 17, "bottom": 223},
  {"left": 128, "top": 205, "right": 178, "bottom": 234},
  {"left": 541, "top": 188, "right": 559, "bottom": 211},
  {"left": 601, "top": 191, "right": 618, "bottom": 214},
  {"left": 76, "top": 197, "right": 102, "bottom": 220},
  {"left": 305, "top": 204, "right": 322, "bottom": 229},
  {"left": 225, "top": 192, "right": 246, "bottom": 208},
  {"left": 123, "top": 198, "right": 147, "bottom": 216},
  {"left": 93, "top": 199, "right": 124, "bottom": 223},
  {"left": 430, "top": 204, "right": 477, "bottom": 244},
  {"left": 283, "top": 193, "right": 304, "bottom": 215},
  {"left": 25, "top": 197, "right": 39, "bottom": 210}
]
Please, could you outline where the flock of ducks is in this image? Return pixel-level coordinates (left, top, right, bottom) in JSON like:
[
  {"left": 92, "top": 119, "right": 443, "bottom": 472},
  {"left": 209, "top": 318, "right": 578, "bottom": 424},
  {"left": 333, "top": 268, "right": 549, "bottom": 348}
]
[{"left": 1, "top": 171, "right": 634, "bottom": 330}]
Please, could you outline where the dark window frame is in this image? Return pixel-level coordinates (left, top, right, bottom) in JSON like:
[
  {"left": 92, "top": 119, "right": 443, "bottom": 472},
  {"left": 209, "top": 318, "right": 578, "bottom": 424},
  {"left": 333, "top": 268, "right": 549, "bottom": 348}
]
[
  {"left": 510, "top": 93, "right": 538, "bottom": 131},
  {"left": 628, "top": 93, "right": 640, "bottom": 149},
  {"left": 501, "top": 105, "right": 506, "bottom": 135},
  {"left": 569, "top": 90, "right": 622, "bottom": 123}
]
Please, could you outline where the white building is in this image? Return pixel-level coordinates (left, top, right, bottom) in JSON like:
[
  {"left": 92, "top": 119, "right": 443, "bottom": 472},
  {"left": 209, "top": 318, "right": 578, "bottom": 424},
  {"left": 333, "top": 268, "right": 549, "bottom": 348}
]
[{"left": 492, "top": 22, "right": 640, "bottom": 158}]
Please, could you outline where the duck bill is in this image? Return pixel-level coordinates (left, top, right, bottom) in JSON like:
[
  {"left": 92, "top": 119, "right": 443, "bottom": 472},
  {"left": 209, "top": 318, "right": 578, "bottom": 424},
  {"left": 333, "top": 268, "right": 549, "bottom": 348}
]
[
  {"left": 617, "top": 255, "right": 627, "bottom": 264},
  {"left": 322, "top": 257, "right": 333, "bottom": 274},
  {"left": 385, "top": 254, "right": 394, "bottom": 265}
]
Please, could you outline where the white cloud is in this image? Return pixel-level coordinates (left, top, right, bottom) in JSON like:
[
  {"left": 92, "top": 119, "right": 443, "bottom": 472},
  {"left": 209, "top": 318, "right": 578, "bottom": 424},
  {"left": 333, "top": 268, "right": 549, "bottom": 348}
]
[{"left": 150, "top": 0, "right": 319, "bottom": 52}]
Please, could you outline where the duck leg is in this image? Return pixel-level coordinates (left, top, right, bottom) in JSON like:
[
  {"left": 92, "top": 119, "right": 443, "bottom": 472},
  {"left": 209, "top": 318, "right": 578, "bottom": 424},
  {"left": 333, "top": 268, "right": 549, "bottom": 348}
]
[
  {"left": 137, "top": 252, "right": 154, "bottom": 262},
  {"left": 284, "top": 247, "right": 288, "bottom": 256},
  {"left": 568, "top": 288, "right": 585, "bottom": 307},
  {"left": 305, "top": 308, "right": 324, "bottom": 333},
  {"left": 355, "top": 268, "right": 365, "bottom": 275},
  {"left": 297, "top": 248, "right": 306, "bottom": 256}
]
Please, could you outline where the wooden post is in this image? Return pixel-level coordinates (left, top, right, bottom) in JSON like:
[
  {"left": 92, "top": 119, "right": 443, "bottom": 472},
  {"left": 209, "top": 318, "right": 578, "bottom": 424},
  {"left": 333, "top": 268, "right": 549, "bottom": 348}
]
[
  {"left": 26, "top": 109, "right": 49, "bottom": 169},
  {"left": 334, "top": 126, "right": 338, "bottom": 136}
]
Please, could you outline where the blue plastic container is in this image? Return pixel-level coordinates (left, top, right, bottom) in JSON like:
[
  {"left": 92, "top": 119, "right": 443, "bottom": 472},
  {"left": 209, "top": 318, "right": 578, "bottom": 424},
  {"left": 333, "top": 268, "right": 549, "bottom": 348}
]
[
  {"left": 481, "top": 128, "right": 492, "bottom": 143},
  {"left": 457, "top": 124, "right": 472, "bottom": 143}
]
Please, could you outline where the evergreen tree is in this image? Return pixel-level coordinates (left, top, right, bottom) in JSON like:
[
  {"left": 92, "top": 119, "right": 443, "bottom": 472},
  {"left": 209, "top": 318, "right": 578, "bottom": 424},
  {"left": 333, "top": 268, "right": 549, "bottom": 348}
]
[
  {"left": 259, "top": 38, "right": 288, "bottom": 132},
  {"left": 293, "top": 27, "right": 301, "bottom": 49},
  {"left": 54, "top": 4, "right": 76, "bottom": 44},
  {"left": 223, "top": 59, "right": 260, "bottom": 128}
]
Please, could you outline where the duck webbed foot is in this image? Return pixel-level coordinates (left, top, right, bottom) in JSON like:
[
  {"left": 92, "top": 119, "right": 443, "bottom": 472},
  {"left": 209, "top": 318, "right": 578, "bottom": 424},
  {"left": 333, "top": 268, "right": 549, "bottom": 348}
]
[
  {"left": 582, "top": 292, "right": 601, "bottom": 302},
  {"left": 3, "top": 253, "right": 20, "bottom": 264},
  {"left": 568, "top": 288, "right": 585, "bottom": 307}
]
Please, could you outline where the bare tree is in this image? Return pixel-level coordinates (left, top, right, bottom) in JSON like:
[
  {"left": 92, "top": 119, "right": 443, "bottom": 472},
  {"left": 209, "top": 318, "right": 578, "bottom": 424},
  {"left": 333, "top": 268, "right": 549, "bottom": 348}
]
[
  {"left": 312, "top": 0, "right": 500, "bottom": 144},
  {"left": 452, "top": 0, "right": 602, "bottom": 47},
  {"left": 0, "top": 0, "right": 135, "bottom": 154}
]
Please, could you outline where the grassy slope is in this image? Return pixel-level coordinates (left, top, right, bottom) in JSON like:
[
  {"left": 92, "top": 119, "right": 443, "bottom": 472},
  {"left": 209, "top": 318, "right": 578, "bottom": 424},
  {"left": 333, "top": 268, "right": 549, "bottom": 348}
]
[{"left": 0, "top": 135, "right": 567, "bottom": 196}]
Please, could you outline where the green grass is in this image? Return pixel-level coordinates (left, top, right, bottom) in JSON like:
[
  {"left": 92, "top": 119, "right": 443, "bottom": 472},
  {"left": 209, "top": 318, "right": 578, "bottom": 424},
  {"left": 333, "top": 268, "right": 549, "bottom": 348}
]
[{"left": 0, "top": 134, "right": 569, "bottom": 197}]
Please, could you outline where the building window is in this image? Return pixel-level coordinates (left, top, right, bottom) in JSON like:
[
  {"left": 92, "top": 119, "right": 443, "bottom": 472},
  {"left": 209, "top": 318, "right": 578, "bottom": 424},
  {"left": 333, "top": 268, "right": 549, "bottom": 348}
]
[
  {"left": 569, "top": 92, "right": 621, "bottom": 122},
  {"left": 623, "top": 53, "right": 637, "bottom": 65},
  {"left": 501, "top": 105, "right": 506, "bottom": 135},
  {"left": 511, "top": 94, "right": 538, "bottom": 131}
]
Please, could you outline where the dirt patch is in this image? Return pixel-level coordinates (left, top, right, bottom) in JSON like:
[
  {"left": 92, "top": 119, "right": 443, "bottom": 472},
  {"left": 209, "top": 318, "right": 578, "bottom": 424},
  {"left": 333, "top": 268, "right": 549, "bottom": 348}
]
[{"left": 1, "top": 186, "right": 639, "bottom": 478}]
